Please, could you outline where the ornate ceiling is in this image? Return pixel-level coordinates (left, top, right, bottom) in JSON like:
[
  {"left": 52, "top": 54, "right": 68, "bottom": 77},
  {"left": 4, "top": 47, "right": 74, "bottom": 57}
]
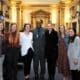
[
  {"left": 15, "top": 0, "right": 73, "bottom": 7},
  {"left": 16, "top": 0, "right": 60, "bottom": 5}
]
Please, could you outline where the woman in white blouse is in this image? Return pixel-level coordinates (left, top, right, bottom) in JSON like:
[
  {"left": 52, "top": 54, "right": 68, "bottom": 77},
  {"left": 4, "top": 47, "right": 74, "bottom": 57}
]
[
  {"left": 20, "top": 23, "right": 33, "bottom": 80},
  {"left": 68, "top": 28, "right": 80, "bottom": 80}
]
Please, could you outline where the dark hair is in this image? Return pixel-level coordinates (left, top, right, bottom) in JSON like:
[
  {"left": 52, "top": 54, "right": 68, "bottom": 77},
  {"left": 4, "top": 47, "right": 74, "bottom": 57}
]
[
  {"left": 69, "top": 28, "right": 76, "bottom": 43},
  {"left": 23, "top": 23, "right": 31, "bottom": 31},
  {"left": 0, "top": 21, "right": 4, "bottom": 34}
]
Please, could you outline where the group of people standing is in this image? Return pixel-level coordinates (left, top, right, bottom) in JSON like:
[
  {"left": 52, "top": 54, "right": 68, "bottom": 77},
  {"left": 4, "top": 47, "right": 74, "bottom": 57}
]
[{"left": 0, "top": 20, "right": 80, "bottom": 80}]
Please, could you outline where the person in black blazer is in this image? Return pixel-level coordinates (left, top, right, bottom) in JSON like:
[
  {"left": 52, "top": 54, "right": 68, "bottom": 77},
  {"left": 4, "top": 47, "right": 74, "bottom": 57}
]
[{"left": 45, "top": 23, "right": 58, "bottom": 80}]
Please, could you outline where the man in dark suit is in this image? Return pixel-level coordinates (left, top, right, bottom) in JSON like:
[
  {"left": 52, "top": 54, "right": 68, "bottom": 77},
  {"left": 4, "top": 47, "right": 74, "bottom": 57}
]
[
  {"left": 45, "top": 23, "right": 58, "bottom": 80},
  {"left": 33, "top": 20, "right": 45, "bottom": 80}
]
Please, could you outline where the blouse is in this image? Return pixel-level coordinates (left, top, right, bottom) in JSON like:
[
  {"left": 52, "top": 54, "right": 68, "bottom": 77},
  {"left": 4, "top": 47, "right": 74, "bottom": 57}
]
[{"left": 20, "top": 32, "right": 33, "bottom": 56}]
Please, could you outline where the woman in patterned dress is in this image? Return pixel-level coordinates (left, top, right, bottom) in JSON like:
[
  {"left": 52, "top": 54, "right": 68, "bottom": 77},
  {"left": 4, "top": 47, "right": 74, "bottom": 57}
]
[{"left": 57, "top": 25, "right": 70, "bottom": 80}]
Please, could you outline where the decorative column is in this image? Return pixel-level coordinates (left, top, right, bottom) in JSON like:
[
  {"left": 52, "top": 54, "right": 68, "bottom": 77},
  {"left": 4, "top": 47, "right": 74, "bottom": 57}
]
[
  {"left": 0, "top": 0, "right": 3, "bottom": 11},
  {"left": 51, "top": 4, "right": 58, "bottom": 30},
  {"left": 64, "top": 3, "right": 71, "bottom": 29},
  {"left": 59, "top": 1, "right": 65, "bottom": 25},
  {"left": 58, "top": 6, "right": 60, "bottom": 27},
  {"left": 16, "top": 1, "right": 22, "bottom": 31},
  {"left": 77, "top": 0, "right": 80, "bottom": 34},
  {"left": 10, "top": 0, "right": 17, "bottom": 23},
  {"left": 0, "top": 1, "right": 2, "bottom": 11},
  {"left": 0, "top": 0, "right": 4, "bottom": 20},
  {"left": 21, "top": 6, "right": 23, "bottom": 30}
]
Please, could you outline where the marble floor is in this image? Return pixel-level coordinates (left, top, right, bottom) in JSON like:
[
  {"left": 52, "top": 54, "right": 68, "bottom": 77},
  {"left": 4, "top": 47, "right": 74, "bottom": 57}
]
[
  {"left": 0, "top": 59, "right": 71, "bottom": 80},
  {"left": 17, "top": 61, "right": 71, "bottom": 80}
]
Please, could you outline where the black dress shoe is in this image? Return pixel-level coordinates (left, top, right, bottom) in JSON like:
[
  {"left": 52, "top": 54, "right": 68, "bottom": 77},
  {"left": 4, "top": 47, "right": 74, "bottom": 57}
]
[
  {"left": 40, "top": 77, "right": 45, "bottom": 80},
  {"left": 40, "top": 75, "right": 45, "bottom": 80},
  {"left": 35, "top": 75, "right": 39, "bottom": 80}
]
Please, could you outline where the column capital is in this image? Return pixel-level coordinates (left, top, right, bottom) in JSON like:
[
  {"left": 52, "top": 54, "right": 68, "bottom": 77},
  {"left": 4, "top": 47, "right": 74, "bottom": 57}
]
[
  {"left": 16, "top": 1, "right": 22, "bottom": 7},
  {"left": 10, "top": 0, "right": 16, "bottom": 7}
]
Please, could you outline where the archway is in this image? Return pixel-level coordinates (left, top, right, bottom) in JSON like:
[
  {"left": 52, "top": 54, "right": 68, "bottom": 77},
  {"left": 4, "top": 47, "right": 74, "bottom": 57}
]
[{"left": 31, "top": 9, "right": 51, "bottom": 28}]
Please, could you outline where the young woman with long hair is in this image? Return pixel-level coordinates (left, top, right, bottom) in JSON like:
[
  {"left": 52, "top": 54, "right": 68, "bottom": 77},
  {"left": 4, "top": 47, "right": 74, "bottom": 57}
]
[
  {"left": 3, "top": 23, "right": 20, "bottom": 80},
  {"left": 20, "top": 23, "right": 34, "bottom": 80},
  {"left": 68, "top": 28, "right": 80, "bottom": 80},
  {"left": 57, "top": 25, "right": 70, "bottom": 80}
]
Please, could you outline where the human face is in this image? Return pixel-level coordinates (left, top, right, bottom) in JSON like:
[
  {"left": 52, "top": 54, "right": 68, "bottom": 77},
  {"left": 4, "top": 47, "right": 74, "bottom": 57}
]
[
  {"left": 69, "top": 29, "right": 75, "bottom": 37},
  {"left": 59, "top": 26, "right": 65, "bottom": 34},
  {"left": 47, "top": 23, "right": 53, "bottom": 31},
  {"left": 25, "top": 24, "right": 30, "bottom": 33},
  {"left": 11, "top": 24, "right": 17, "bottom": 33},
  {"left": 36, "top": 21, "right": 41, "bottom": 28},
  {"left": 0, "top": 23, "right": 4, "bottom": 32}
]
